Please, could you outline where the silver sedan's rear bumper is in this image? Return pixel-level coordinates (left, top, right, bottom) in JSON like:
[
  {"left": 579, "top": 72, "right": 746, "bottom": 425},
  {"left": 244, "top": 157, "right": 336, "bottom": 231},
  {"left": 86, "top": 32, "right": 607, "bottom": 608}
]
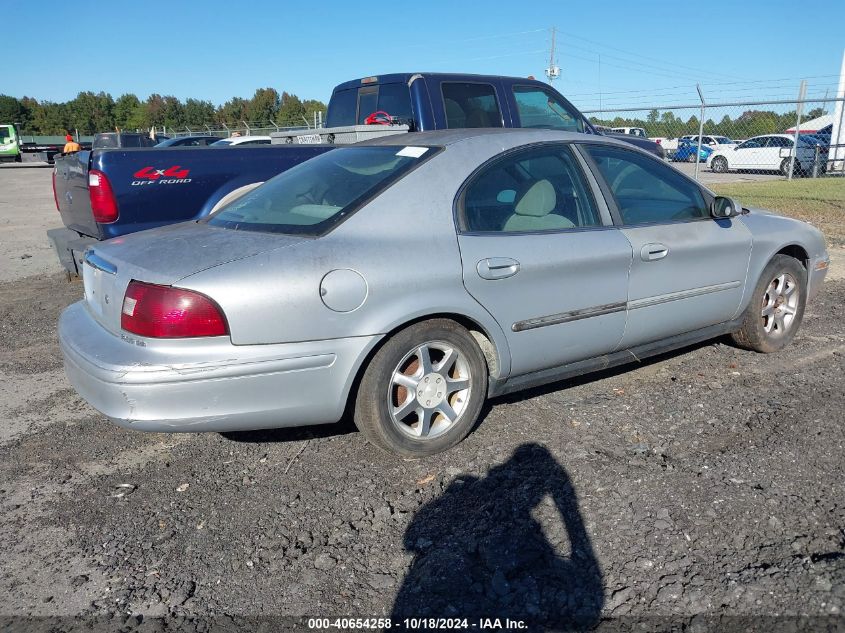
[{"left": 59, "top": 302, "right": 380, "bottom": 432}]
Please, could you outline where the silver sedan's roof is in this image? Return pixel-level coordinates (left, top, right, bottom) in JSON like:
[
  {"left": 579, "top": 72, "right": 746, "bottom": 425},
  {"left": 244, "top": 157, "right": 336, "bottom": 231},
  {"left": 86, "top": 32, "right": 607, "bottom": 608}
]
[{"left": 363, "top": 128, "right": 628, "bottom": 151}]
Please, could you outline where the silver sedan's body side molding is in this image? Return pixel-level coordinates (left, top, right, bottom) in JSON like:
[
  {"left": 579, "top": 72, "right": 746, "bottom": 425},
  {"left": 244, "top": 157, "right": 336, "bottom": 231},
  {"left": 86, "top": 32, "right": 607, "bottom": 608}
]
[
  {"left": 512, "top": 301, "right": 627, "bottom": 332},
  {"left": 511, "top": 281, "right": 742, "bottom": 333},
  {"left": 627, "top": 280, "right": 743, "bottom": 310}
]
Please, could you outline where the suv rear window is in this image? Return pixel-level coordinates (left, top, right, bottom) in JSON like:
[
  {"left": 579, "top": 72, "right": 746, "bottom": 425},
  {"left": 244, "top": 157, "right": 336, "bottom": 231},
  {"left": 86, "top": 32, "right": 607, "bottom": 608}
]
[
  {"left": 326, "top": 83, "right": 414, "bottom": 127},
  {"left": 441, "top": 83, "right": 503, "bottom": 129},
  {"left": 207, "top": 145, "right": 438, "bottom": 236},
  {"left": 512, "top": 85, "right": 584, "bottom": 132},
  {"left": 326, "top": 89, "right": 357, "bottom": 127},
  {"left": 93, "top": 133, "right": 157, "bottom": 149}
]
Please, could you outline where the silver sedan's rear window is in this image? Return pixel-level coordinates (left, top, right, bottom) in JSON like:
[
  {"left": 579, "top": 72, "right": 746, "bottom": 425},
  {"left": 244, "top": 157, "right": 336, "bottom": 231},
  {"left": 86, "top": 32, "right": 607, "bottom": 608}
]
[{"left": 207, "top": 146, "right": 437, "bottom": 235}]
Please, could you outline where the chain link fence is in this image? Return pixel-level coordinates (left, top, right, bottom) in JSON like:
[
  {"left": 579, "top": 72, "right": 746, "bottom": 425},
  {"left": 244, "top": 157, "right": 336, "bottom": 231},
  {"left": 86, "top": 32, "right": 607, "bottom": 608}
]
[
  {"left": 157, "top": 112, "right": 326, "bottom": 139},
  {"left": 584, "top": 97, "right": 844, "bottom": 180}
]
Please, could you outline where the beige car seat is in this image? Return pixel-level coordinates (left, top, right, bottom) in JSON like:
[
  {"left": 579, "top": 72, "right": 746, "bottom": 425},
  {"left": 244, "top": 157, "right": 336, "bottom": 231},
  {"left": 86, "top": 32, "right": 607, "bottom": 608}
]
[{"left": 503, "top": 180, "right": 575, "bottom": 232}]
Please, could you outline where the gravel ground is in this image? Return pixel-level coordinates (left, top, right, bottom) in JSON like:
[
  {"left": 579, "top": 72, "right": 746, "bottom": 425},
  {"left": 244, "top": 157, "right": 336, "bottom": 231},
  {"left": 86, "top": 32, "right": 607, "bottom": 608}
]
[
  {"left": 1, "top": 166, "right": 844, "bottom": 631},
  {"left": 0, "top": 164, "right": 60, "bottom": 283},
  {"left": 1, "top": 273, "right": 844, "bottom": 631}
]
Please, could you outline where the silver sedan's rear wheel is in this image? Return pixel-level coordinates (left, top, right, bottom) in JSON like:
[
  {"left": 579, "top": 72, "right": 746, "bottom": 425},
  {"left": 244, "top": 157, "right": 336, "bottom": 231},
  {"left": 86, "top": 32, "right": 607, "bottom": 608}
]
[
  {"left": 388, "top": 341, "right": 472, "bottom": 440},
  {"left": 732, "top": 255, "right": 807, "bottom": 353},
  {"left": 354, "top": 319, "right": 488, "bottom": 457}
]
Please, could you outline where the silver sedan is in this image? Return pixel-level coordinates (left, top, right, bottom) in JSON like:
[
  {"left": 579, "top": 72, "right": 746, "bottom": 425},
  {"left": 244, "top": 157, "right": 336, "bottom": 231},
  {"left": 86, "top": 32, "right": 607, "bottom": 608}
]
[{"left": 59, "top": 129, "right": 830, "bottom": 456}]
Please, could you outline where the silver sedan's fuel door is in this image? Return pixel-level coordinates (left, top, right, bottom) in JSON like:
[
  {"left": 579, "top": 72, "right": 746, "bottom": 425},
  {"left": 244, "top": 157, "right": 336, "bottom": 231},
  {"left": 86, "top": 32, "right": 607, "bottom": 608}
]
[{"left": 455, "top": 144, "right": 633, "bottom": 377}]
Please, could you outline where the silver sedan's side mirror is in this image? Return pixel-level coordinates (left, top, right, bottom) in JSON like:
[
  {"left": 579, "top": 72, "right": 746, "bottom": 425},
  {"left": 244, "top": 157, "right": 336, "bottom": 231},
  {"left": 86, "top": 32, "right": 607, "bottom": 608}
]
[{"left": 711, "top": 196, "right": 742, "bottom": 219}]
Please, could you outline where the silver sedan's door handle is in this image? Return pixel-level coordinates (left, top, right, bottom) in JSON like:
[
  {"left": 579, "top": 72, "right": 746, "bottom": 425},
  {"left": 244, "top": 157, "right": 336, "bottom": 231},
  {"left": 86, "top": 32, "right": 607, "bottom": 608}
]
[
  {"left": 641, "top": 243, "right": 669, "bottom": 262},
  {"left": 477, "top": 257, "right": 520, "bottom": 280}
]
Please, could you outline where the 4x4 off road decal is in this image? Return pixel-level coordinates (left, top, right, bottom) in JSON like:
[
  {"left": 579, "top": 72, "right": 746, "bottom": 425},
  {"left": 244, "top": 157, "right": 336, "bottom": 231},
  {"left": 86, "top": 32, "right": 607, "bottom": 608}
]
[{"left": 131, "top": 165, "right": 191, "bottom": 186}]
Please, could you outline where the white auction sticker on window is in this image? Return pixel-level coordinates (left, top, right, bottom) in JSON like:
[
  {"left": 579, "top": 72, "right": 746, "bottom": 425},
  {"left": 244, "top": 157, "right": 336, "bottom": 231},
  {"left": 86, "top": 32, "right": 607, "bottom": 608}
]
[{"left": 396, "top": 146, "right": 428, "bottom": 158}]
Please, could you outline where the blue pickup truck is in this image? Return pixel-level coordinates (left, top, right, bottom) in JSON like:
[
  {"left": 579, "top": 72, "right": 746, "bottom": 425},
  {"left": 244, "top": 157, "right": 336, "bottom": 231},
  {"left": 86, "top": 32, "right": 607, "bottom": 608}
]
[{"left": 49, "top": 72, "right": 661, "bottom": 275}]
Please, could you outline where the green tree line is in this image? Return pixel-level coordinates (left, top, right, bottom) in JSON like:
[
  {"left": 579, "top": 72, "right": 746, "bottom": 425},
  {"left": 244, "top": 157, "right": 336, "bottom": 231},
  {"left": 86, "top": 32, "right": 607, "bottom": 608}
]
[
  {"left": 590, "top": 107, "right": 827, "bottom": 139},
  {"left": 0, "top": 88, "right": 326, "bottom": 135}
]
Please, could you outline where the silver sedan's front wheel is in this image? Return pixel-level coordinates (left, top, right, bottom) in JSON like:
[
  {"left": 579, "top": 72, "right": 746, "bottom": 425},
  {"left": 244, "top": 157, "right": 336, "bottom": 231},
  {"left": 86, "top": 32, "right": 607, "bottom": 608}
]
[
  {"left": 732, "top": 255, "right": 807, "bottom": 353},
  {"left": 355, "top": 320, "right": 488, "bottom": 457},
  {"left": 761, "top": 273, "right": 799, "bottom": 338}
]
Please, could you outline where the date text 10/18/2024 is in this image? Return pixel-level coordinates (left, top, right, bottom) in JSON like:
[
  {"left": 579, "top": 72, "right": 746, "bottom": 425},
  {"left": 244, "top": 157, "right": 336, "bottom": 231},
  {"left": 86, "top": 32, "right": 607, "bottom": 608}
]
[{"left": 307, "top": 618, "right": 528, "bottom": 630}]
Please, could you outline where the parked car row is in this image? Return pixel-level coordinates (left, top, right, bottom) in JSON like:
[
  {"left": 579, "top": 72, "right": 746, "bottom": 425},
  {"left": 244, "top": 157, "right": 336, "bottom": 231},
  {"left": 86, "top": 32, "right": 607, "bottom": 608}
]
[
  {"left": 707, "top": 133, "right": 829, "bottom": 176},
  {"left": 647, "top": 130, "right": 829, "bottom": 175}
]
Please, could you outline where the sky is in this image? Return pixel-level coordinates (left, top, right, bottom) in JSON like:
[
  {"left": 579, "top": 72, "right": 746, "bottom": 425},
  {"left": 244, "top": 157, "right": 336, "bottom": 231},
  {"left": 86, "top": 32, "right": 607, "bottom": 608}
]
[{"left": 7, "top": 0, "right": 844, "bottom": 114}]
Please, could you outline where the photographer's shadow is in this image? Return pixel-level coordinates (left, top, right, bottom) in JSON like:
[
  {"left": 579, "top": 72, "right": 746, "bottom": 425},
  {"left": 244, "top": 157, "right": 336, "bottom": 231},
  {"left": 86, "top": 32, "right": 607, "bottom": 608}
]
[{"left": 392, "top": 444, "right": 603, "bottom": 630}]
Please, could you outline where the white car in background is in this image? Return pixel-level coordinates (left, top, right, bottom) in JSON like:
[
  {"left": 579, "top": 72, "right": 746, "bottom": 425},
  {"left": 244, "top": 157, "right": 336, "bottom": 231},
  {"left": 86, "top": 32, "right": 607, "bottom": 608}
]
[
  {"left": 654, "top": 134, "right": 735, "bottom": 153},
  {"left": 612, "top": 127, "right": 647, "bottom": 137},
  {"left": 707, "top": 134, "right": 822, "bottom": 175},
  {"left": 210, "top": 135, "right": 272, "bottom": 147}
]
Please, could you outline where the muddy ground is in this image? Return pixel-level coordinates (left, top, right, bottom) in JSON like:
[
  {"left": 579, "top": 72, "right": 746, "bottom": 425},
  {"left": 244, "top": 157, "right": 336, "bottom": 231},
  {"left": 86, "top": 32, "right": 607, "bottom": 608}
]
[{"left": 0, "top": 165, "right": 843, "bottom": 631}]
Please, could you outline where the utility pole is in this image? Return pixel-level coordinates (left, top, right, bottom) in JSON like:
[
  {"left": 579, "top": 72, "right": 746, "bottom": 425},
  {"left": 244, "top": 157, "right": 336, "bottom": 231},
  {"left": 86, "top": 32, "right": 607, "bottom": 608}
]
[
  {"left": 598, "top": 54, "right": 602, "bottom": 113},
  {"left": 831, "top": 49, "right": 845, "bottom": 173},
  {"left": 788, "top": 80, "right": 807, "bottom": 181},
  {"left": 545, "top": 27, "right": 560, "bottom": 84}
]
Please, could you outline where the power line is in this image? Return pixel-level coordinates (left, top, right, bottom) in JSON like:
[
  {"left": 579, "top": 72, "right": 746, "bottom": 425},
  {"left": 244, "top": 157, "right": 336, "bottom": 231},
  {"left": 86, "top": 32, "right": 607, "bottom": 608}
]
[
  {"left": 698, "top": 74, "right": 839, "bottom": 87},
  {"left": 397, "top": 27, "right": 545, "bottom": 50},
  {"left": 554, "top": 28, "right": 746, "bottom": 81},
  {"left": 559, "top": 41, "right": 731, "bottom": 83},
  {"left": 566, "top": 76, "right": 841, "bottom": 99},
  {"left": 561, "top": 50, "right": 717, "bottom": 83},
  {"left": 427, "top": 48, "right": 546, "bottom": 65}
]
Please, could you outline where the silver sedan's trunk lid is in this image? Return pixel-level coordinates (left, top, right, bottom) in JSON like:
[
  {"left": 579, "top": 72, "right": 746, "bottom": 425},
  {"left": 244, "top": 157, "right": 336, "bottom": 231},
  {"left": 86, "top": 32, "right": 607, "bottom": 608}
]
[{"left": 81, "top": 222, "right": 306, "bottom": 335}]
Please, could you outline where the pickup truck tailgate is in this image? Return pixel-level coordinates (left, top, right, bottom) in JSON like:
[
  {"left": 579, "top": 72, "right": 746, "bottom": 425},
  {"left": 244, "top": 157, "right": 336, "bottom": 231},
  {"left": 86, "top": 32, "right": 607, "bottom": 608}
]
[{"left": 54, "top": 150, "right": 101, "bottom": 238}]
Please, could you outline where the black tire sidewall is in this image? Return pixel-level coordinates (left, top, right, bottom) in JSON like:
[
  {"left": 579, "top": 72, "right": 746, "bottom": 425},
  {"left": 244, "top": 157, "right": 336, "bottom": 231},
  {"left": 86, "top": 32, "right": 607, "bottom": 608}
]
[{"left": 355, "top": 320, "right": 488, "bottom": 457}]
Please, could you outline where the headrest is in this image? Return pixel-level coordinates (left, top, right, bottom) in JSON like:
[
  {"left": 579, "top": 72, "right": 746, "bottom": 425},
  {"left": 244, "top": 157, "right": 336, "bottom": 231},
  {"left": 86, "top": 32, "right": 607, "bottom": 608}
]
[{"left": 514, "top": 180, "right": 556, "bottom": 217}]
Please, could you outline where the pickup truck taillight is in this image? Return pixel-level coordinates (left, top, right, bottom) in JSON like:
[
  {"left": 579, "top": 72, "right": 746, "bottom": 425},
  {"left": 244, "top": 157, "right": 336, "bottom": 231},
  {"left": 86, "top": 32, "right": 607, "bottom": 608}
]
[
  {"left": 88, "top": 169, "right": 119, "bottom": 223},
  {"left": 121, "top": 281, "right": 229, "bottom": 338},
  {"left": 51, "top": 169, "right": 60, "bottom": 211}
]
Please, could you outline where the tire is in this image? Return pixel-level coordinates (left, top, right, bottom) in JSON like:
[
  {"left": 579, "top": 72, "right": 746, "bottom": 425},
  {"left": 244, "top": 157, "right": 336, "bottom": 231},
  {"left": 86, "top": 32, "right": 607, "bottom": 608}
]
[
  {"left": 354, "top": 319, "right": 488, "bottom": 457},
  {"left": 780, "top": 157, "right": 798, "bottom": 177},
  {"left": 711, "top": 156, "right": 728, "bottom": 173},
  {"left": 731, "top": 255, "right": 807, "bottom": 353},
  {"left": 686, "top": 152, "right": 697, "bottom": 163}
]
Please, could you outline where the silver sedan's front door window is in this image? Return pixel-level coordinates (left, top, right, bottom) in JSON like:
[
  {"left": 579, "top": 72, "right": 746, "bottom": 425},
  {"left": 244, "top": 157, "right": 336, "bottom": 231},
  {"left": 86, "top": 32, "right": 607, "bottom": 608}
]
[{"left": 456, "top": 144, "right": 633, "bottom": 377}]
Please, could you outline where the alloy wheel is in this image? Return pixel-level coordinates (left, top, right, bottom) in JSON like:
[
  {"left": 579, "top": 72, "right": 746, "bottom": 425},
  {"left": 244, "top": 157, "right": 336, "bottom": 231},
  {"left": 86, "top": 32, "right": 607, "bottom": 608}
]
[
  {"left": 761, "top": 273, "right": 799, "bottom": 337},
  {"left": 388, "top": 341, "right": 471, "bottom": 439}
]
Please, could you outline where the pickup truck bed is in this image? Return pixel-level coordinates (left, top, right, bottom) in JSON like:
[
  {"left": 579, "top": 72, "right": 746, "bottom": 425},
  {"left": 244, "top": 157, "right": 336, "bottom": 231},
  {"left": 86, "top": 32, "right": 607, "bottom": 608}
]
[{"left": 49, "top": 144, "right": 332, "bottom": 274}]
